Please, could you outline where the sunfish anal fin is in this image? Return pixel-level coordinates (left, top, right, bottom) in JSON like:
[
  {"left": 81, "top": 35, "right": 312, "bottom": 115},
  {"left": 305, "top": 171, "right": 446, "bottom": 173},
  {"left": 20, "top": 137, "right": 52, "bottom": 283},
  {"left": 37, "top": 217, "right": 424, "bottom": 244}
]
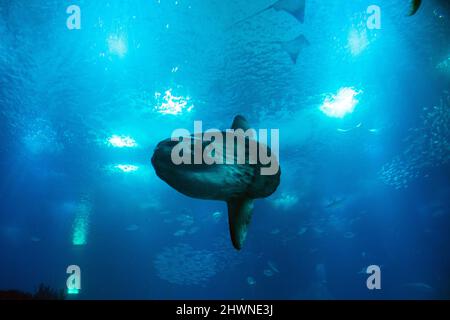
[{"left": 227, "top": 197, "right": 254, "bottom": 250}]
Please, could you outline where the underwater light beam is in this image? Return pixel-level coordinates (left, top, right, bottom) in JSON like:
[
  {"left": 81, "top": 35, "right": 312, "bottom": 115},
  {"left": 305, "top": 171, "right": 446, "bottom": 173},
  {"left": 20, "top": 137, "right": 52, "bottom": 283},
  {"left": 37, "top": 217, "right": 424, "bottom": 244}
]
[
  {"left": 348, "top": 29, "right": 369, "bottom": 56},
  {"left": 155, "top": 89, "right": 194, "bottom": 115},
  {"left": 107, "top": 135, "right": 137, "bottom": 148},
  {"left": 320, "top": 87, "right": 362, "bottom": 118},
  {"left": 115, "top": 164, "right": 139, "bottom": 173},
  {"left": 108, "top": 34, "right": 128, "bottom": 58},
  {"left": 72, "top": 200, "right": 91, "bottom": 246}
]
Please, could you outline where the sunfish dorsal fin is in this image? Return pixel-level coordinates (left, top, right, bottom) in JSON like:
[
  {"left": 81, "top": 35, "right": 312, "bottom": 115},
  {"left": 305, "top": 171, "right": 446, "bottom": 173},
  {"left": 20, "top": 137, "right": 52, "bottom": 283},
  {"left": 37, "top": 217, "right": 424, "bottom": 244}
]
[
  {"left": 231, "top": 115, "right": 250, "bottom": 131},
  {"left": 227, "top": 197, "right": 254, "bottom": 250}
]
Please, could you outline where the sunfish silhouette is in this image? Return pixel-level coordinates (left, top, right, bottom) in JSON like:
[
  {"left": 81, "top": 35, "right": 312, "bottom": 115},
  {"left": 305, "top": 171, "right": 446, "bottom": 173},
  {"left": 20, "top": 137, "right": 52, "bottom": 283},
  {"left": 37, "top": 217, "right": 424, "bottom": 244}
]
[
  {"left": 151, "top": 116, "right": 281, "bottom": 250},
  {"left": 232, "top": 0, "right": 306, "bottom": 27}
]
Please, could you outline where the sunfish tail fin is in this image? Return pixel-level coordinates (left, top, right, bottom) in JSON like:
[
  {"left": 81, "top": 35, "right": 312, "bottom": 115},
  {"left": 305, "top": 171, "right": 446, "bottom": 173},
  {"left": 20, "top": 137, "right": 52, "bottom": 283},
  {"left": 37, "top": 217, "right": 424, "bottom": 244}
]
[{"left": 227, "top": 197, "right": 254, "bottom": 250}]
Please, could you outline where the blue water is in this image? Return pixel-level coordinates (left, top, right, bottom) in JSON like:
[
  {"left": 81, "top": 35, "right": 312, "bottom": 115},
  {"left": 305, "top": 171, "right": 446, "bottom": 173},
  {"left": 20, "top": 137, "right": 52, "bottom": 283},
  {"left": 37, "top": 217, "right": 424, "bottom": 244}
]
[{"left": 0, "top": 0, "right": 449, "bottom": 299}]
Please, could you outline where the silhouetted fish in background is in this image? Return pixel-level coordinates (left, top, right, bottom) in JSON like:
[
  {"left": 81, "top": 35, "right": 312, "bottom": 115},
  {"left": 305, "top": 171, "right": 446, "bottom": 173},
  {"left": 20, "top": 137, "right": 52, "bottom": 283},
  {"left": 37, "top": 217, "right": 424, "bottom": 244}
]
[
  {"left": 408, "top": 0, "right": 422, "bottom": 16},
  {"left": 274, "top": 34, "right": 310, "bottom": 64},
  {"left": 324, "top": 197, "right": 346, "bottom": 209},
  {"left": 230, "top": 1, "right": 309, "bottom": 65},
  {"left": 232, "top": 0, "right": 306, "bottom": 27}
]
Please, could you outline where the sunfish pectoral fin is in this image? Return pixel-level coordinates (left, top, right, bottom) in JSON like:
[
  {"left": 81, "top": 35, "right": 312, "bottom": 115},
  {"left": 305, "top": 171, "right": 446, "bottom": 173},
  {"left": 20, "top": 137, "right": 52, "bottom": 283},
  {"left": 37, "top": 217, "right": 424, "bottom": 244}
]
[{"left": 227, "top": 197, "right": 254, "bottom": 250}]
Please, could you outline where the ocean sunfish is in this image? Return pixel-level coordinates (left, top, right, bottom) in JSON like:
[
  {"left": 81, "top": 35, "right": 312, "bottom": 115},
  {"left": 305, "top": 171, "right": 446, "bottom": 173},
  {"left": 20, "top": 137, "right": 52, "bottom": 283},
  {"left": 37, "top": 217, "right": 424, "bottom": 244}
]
[{"left": 151, "top": 116, "right": 281, "bottom": 250}]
